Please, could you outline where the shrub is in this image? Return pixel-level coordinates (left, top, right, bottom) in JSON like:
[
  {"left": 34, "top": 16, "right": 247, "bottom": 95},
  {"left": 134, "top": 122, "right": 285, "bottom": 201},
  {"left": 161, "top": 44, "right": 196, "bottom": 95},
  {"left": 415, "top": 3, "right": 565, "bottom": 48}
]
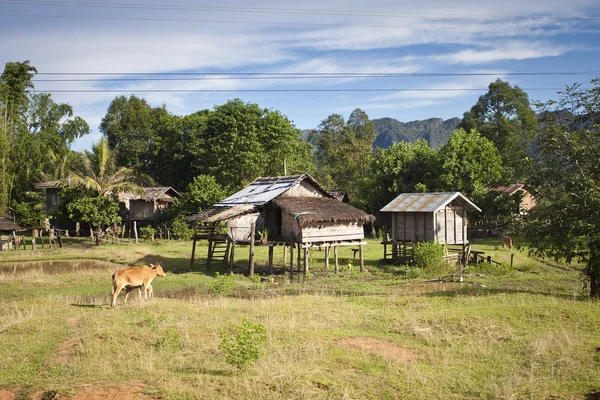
[
  {"left": 139, "top": 226, "right": 156, "bottom": 241},
  {"left": 218, "top": 319, "right": 267, "bottom": 369},
  {"left": 171, "top": 217, "right": 193, "bottom": 240},
  {"left": 210, "top": 272, "right": 237, "bottom": 295},
  {"left": 414, "top": 242, "right": 444, "bottom": 269}
]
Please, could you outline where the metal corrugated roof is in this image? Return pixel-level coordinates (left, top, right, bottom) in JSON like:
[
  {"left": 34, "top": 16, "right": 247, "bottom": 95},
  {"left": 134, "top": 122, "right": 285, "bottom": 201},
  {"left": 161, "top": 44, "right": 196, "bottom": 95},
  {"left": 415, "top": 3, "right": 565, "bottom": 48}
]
[
  {"left": 215, "top": 174, "right": 329, "bottom": 207},
  {"left": 488, "top": 184, "right": 524, "bottom": 195},
  {"left": 380, "top": 192, "right": 481, "bottom": 213}
]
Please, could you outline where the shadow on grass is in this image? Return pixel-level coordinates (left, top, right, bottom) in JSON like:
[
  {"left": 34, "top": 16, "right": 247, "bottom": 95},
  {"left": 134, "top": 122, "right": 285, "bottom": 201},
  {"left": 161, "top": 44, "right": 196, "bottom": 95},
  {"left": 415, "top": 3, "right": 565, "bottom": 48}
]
[
  {"left": 421, "top": 284, "right": 589, "bottom": 301},
  {"left": 70, "top": 303, "right": 107, "bottom": 309}
]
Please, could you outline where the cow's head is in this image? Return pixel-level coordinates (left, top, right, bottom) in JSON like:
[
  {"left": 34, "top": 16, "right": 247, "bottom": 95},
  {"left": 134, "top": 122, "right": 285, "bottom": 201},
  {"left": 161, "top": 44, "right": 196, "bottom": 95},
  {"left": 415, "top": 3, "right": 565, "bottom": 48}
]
[{"left": 150, "top": 263, "right": 166, "bottom": 277}]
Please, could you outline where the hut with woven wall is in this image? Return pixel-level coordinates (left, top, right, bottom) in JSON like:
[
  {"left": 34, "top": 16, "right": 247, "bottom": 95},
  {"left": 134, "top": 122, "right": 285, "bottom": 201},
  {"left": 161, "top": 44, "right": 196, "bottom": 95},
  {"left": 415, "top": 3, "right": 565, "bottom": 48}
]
[{"left": 191, "top": 174, "right": 373, "bottom": 275}]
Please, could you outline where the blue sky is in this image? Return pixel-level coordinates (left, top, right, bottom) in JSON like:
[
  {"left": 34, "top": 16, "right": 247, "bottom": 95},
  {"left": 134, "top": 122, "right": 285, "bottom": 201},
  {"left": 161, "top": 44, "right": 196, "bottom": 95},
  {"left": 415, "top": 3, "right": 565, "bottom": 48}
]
[{"left": 1, "top": 0, "right": 599, "bottom": 151}]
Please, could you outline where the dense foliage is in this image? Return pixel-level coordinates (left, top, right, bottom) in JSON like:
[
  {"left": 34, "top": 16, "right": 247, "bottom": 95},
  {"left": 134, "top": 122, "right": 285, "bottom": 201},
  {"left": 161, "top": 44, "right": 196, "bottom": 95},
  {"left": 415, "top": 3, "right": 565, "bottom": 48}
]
[{"left": 524, "top": 79, "right": 600, "bottom": 297}]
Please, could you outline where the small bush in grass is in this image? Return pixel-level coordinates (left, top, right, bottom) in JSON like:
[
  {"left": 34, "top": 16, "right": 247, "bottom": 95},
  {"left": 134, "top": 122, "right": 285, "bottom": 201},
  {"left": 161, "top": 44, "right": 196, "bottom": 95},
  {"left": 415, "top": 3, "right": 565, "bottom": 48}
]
[
  {"left": 170, "top": 217, "right": 193, "bottom": 240},
  {"left": 398, "top": 265, "right": 425, "bottom": 279},
  {"left": 470, "top": 261, "right": 515, "bottom": 276},
  {"left": 139, "top": 226, "right": 156, "bottom": 241},
  {"left": 414, "top": 242, "right": 445, "bottom": 271},
  {"left": 218, "top": 319, "right": 267, "bottom": 369},
  {"left": 211, "top": 272, "right": 237, "bottom": 294}
]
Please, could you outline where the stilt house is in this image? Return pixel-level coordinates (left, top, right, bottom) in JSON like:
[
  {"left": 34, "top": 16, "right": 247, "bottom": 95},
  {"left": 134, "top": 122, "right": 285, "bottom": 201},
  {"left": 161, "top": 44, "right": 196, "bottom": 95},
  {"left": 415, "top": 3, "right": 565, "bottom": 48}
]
[
  {"left": 380, "top": 192, "right": 480, "bottom": 262},
  {"left": 191, "top": 174, "right": 373, "bottom": 273}
]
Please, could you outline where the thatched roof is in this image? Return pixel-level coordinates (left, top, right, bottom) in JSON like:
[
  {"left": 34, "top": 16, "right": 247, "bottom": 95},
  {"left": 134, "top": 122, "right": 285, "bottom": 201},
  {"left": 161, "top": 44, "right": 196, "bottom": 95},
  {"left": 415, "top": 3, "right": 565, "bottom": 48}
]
[
  {"left": 0, "top": 217, "right": 23, "bottom": 231},
  {"left": 118, "top": 187, "right": 181, "bottom": 202},
  {"left": 274, "top": 197, "right": 373, "bottom": 227}
]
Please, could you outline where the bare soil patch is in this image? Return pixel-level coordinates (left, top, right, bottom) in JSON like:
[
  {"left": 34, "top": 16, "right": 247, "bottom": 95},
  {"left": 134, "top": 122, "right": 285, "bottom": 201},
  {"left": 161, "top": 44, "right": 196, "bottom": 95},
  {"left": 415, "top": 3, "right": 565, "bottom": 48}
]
[
  {"left": 0, "top": 390, "right": 16, "bottom": 400},
  {"left": 336, "top": 337, "right": 422, "bottom": 361},
  {"left": 66, "top": 384, "right": 149, "bottom": 400}
]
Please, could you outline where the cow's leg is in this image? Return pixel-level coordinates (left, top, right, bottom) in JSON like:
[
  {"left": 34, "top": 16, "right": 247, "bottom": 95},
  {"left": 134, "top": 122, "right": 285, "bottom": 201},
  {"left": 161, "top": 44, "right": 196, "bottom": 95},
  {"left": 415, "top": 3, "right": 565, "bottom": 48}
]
[{"left": 112, "top": 283, "right": 126, "bottom": 307}]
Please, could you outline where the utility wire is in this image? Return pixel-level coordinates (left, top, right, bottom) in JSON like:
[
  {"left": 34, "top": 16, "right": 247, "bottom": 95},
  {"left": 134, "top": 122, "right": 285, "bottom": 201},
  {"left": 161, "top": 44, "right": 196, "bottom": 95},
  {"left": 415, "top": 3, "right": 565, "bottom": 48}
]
[
  {"left": 2, "top": 12, "right": 599, "bottom": 32},
  {"left": 30, "top": 88, "right": 564, "bottom": 93},
  {"left": 31, "top": 71, "right": 600, "bottom": 81},
  {"left": 2, "top": 0, "right": 599, "bottom": 21}
]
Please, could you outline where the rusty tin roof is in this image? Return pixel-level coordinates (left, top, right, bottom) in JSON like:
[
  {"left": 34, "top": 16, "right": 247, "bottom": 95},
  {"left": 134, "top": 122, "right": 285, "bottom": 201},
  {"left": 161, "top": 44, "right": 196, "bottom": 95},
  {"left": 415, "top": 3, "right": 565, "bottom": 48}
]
[{"left": 380, "top": 192, "right": 481, "bottom": 213}]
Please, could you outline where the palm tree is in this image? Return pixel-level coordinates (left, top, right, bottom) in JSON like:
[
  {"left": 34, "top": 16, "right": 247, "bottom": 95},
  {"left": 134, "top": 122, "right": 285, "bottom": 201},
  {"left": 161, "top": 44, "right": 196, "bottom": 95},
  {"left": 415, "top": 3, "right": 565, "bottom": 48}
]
[
  {"left": 60, "top": 138, "right": 150, "bottom": 242},
  {"left": 65, "top": 137, "right": 146, "bottom": 196}
]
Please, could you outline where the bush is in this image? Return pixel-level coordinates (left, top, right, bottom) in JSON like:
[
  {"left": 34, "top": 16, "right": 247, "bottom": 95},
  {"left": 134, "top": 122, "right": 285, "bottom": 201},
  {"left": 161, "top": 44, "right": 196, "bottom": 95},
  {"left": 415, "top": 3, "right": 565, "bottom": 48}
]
[
  {"left": 210, "top": 272, "right": 237, "bottom": 295},
  {"left": 218, "top": 319, "right": 267, "bottom": 369},
  {"left": 171, "top": 217, "right": 193, "bottom": 240},
  {"left": 139, "top": 226, "right": 156, "bottom": 241},
  {"left": 414, "top": 242, "right": 452, "bottom": 277}
]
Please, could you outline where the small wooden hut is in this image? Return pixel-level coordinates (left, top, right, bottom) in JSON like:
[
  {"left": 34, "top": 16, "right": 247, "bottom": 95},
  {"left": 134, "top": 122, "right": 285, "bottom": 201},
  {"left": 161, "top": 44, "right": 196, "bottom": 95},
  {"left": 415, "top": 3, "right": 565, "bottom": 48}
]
[
  {"left": 118, "top": 187, "right": 180, "bottom": 226},
  {"left": 380, "top": 192, "right": 481, "bottom": 262},
  {"left": 488, "top": 183, "right": 536, "bottom": 212},
  {"left": 190, "top": 174, "right": 373, "bottom": 275}
]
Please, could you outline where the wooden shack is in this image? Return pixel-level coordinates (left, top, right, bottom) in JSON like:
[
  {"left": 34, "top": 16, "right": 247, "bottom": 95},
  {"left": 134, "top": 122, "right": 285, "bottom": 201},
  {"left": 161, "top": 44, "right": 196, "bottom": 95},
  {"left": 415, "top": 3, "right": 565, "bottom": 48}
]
[
  {"left": 488, "top": 183, "right": 536, "bottom": 213},
  {"left": 380, "top": 192, "right": 481, "bottom": 261},
  {"left": 118, "top": 187, "right": 180, "bottom": 226},
  {"left": 191, "top": 174, "right": 373, "bottom": 275},
  {"left": 34, "top": 181, "right": 61, "bottom": 217}
]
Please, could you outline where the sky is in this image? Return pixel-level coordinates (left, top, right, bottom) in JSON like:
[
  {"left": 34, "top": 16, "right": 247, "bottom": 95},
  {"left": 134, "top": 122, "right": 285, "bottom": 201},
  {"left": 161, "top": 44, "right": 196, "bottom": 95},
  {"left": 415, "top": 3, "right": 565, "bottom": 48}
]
[{"left": 1, "top": 0, "right": 599, "bottom": 151}]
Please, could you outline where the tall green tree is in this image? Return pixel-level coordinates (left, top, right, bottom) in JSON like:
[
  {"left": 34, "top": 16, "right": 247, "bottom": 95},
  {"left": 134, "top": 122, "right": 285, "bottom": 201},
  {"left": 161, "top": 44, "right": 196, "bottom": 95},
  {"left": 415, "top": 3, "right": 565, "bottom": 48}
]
[
  {"left": 438, "top": 128, "right": 504, "bottom": 202},
  {"left": 100, "top": 95, "right": 164, "bottom": 176},
  {"left": 459, "top": 79, "right": 537, "bottom": 181},
  {"left": 524, "top": 79, "right": 600, "bottom": 297},
  {"left": 204, "top": 99, "right": 313, "bottom": 191},
  {"left": 310, "top": 108, "right": 375, "bottom": 208},
  {"left": 0, "top": 61, "right": 37, "bottom": 211},
  {"left": 370, "top": 139, "right": 440, "bottom": 212}
]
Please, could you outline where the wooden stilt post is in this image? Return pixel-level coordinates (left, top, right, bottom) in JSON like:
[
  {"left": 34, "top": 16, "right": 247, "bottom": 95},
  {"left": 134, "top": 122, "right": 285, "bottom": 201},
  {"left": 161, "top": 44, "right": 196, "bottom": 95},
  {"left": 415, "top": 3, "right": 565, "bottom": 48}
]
[
  {"left": 57, "top": 232, "right": 63, "bottom": 248},
  {"left": 359, "top": 244, "right": 364, "bottom": 272},
  {"left": 289, "top": 242, "right": 294, "bottom": 279},
  {"left": 325, "top": 246, "right": 330, "bottom": 269},
  {"left": 283, "top": 244, "right": 287, "bottom": 264},
  {"left": 40, "top": 232, "right": 45, "bottom": 249},
  {"left": 190, "top": 233, "right": 197, "bottom": 269},
  {"left": 224, "top": 239, "right": 231, "bottom": 267},
  {"left": 31, "top": 237, "right": 36, "bottom": 251},
  {"left": 207, "top": 240, "right": 214, "bottom": 269},
  {"left": 334, "top": 245, "right": 339, "bottom": 275},
  {"left": 229, "top": 241, "right": 236, "bottom": 274},
  {"left": 133, "top": 221, "right": 138, "bottom": 244},
  {"left": 510, "top": 253, "right": 514, "bottom": 268},
  {"left": 297, "top": 243, "right": 301, "bottom": 273},
  {"left": 249, "top": 222, "right": 255, "bottom": 277},
  {"left": 304, "top": 246, "right": 309, "bottom": 276},
  {"left": 268, "top": 245, "right": 274, "bottom": 275}
]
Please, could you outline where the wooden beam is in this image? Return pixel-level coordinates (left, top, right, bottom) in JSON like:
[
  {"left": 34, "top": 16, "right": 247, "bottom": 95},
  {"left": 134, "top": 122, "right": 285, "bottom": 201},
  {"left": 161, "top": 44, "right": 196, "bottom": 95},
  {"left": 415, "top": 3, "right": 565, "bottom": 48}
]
[
  {"left": 325, "top": 246, "right": 330, "bottom": 269},
  {"left": 359, "top": 244, "right": 364, "bottom": 272},
  {"left": 334, "top": 245, "right": 339, "bottom": 275},
  {"left": 297, "top": 242, "right": 301, "bottom": 272},
  {"left": 289, "top": 242, "right": 294, "bottom": 279},
  {"left": 249, "top": 222, "right": 255, "bottom": 277},
  {"left": 304, "top": 246, "right": 309, "bottom": 276},
  {"left": 268, "top": 245, "right": 274, "bottom": 275},
  {"left": 392, "top": 214, "right": 397, "bottom": 259},
  {"left": 190, "top": 231, "right": 197, "bottom": 268},
  {"left": 229, "top": 241, "right": 236, "bottom": 274}
]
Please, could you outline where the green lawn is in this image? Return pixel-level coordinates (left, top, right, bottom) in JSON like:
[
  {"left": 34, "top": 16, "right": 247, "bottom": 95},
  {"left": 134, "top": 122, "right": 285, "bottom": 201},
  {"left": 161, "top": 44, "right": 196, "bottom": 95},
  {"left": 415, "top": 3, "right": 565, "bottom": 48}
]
[{"left": 0, "top": 237, "right": 598, "bottom": 399}]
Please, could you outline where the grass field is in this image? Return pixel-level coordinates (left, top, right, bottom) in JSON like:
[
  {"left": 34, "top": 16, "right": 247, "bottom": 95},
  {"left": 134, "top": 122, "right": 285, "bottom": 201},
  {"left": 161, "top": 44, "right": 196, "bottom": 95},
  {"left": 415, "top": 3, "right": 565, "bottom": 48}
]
[{"left": 0, "top": 237, "right": 598, "bottom": 399}]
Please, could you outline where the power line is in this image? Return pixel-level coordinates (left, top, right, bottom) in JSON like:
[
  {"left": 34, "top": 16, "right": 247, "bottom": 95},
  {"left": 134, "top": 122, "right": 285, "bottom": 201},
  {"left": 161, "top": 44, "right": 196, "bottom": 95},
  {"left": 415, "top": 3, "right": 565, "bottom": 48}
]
[
  {"left": 30, "top": 88, "right": 564, "bottom": 93},
  {"left": 2, "top": 0, "right": 599, "bottom": 21},
  {"left": 2, "top": 12, "right": 599, "bottom": 33},
  {"left": 30, "top": 71, "right": 600, "bottom": 82}
]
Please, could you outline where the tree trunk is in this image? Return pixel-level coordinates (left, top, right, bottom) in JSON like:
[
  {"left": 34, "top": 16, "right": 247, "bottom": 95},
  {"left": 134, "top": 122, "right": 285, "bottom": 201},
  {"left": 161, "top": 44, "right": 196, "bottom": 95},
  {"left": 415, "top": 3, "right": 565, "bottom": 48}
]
[{"left": 588, "top": 240, "right": 600, "bottom": 298}]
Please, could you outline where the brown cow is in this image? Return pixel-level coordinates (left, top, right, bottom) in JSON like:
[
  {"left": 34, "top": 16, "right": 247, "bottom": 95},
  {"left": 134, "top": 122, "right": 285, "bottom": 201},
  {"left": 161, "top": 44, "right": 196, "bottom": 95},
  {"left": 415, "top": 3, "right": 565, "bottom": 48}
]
[
  {"left": 111, "top": 264, "right": 165, "bottom": 307},
  {"left": 501, "top": 235, "right": 513, "bottom": 250}
]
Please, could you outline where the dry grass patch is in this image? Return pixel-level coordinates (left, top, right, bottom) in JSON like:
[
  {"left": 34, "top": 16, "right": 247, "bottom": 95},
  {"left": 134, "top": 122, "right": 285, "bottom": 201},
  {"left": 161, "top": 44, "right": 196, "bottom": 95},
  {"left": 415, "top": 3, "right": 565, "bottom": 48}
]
[{"left": 336, "top": 337, "right": 422, "bottom": 361}]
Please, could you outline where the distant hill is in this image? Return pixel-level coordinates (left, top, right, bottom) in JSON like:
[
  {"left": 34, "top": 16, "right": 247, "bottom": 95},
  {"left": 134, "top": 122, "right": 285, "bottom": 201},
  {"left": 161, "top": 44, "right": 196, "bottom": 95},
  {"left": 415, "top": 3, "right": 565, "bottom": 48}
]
[{"left": 373, "top": 117, "right": 461, "bottom": 149}]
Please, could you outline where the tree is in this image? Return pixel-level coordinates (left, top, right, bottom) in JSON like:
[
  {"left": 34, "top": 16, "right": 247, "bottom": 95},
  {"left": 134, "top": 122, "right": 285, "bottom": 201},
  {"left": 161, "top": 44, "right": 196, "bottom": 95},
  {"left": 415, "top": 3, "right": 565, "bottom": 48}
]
[
  {"left": 370, "top": 139, "right": 440, "bottom": 212},
  {"left": 0, "top": 61, "right": 37, "bottom": 210},
  {"left": 100, "top": 95, "right": 163, "bottom": 176},
  {"left": 204, "top": 99, "right": 313, "bottom": 191},
  {"left": 60, "top": 137, "right": 146, "bottom": 242},
  {"left": 438, "top": 128, "right": 504, "bottom": 202},
  {"left": 459, "top": 79, "right": 537, "bottom": 181},
  {"left": 310, "top": 109, "right": 375, "bottom": 209},
  {"left": 177, "top": 174, "right": 227, "bottom": 216},
  {"left": 524, "top": 79, "right": 600, "bottom": 297}
]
